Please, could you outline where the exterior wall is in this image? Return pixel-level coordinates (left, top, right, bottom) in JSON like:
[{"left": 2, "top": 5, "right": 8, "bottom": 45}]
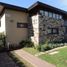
[
  {"left": 0, "top": 14, "right": 6, "bottom": 34},
  {"left": 29, "top": 14, "right": 39, "bottom": 45},
  {"left": 5, "top": 9, "right": 28, "bottom": 45},
  {"left": 0, "top": 9, "right": 65, "bottom": 46},
  {"left": 39, "top": 15, "right": 64, "bottom": 44},
  {"left": 30, "top": 14, "right": 64, "bottom": 45}
]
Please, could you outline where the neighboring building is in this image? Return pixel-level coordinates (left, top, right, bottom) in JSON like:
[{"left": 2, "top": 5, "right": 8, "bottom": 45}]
[{"left": 0, "top": 1, "right": 67, "bottom": 46}]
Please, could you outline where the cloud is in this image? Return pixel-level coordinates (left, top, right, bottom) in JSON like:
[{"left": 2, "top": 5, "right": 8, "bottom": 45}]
[{"left": 59, "top": 0, "right": 67, "bottom": 6}]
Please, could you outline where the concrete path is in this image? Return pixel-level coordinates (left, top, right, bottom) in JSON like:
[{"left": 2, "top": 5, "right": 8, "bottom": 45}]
[
  {"left": 14, "top": 49, "right": 56, "bottom": 67},
  {"left": 0, "top": 52, "right": 19, "bottom": 67}
]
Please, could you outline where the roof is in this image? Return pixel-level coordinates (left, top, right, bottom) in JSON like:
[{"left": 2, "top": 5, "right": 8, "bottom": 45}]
[
  {"left": 0, "top": 2, "right": 28, "bottom": 15},
  {"left": 28, "top": 1, "right": 67, "bottom": 17},
  {"left": 0, "top": 1, "right": 67, "bottom": 18}
]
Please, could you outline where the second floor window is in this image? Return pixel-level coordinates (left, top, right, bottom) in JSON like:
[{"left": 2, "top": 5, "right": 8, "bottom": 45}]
[
  {"left": 49, "top": 12, "right": 53, "bottom": 18},
  {"left": 39, "top": 10, "right": 62, "bottom": 19},
  {"left": 45, "top": 11, "right": 49, "bottom": 17}
]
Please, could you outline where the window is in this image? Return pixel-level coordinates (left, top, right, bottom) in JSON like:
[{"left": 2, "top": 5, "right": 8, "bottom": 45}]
[
  {"left": 56, "top": 14, "right": 59, "bottom": 19},
  {"left": 59, "top": 15, "right": 62, "bottom": 19},
  {"left": 0, "top": 21, "right": 1, "bottom": 27},
  {"left": 49, "top": 12, "right": 53, "bottom": 18},
  {"left": 48, "top": 28, "right": 59, "bottom": 34},
  {"left": 65, "top": 27, "right": 67, "bottom": 34},
  {"left": 40, "top": 10, "right": 44, "bottom": 16},
  {"left": 45, "top": 11, "right": 49, "bottom": 17},
  {"left": 48, "top": 28, "right": 52, "bottom": 34},
  {"left": 17, "top": 23, "right": 28, "bottom": 28},
  {"left": 39, "top": 10, "right": 62, "bottom": 20},
  {"left": 53, "top": 13, "right": 56, "bottom": 19}
]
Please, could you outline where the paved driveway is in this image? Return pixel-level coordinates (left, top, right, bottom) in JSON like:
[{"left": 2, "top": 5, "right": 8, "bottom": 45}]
[{"left": 0, "top": 52, "right": 19, "bottom": 67}]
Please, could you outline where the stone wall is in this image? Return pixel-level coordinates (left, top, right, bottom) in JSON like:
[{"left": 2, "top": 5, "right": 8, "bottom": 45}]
[
  {"left": 29, "top": 14, "right": 65, "bottom": 45},
  {"left": 39, "top": 15, "right": 64, "bottom": 44}
]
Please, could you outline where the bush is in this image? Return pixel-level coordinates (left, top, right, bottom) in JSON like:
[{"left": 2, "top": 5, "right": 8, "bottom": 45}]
[
  {"left": 19, "top": 40, "right": 34, "bottom": 48},
  {"left": 37, "top": 44, "right": 51, "bottom": 52},
  {"left": 44, "top": 45, "right": 51, "bottom": 51},
  {"left": 19, "top": 40, "right": 26, "bottom": 47},
  {"left": 36, "top": 45, "right": 41, "bottom": 51},
  {"left": 0, "top": 33, "right": 6, "bottom": 46}
]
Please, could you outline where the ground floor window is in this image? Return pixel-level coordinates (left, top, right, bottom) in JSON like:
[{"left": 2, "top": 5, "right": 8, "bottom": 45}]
[
  {"left": 65, "top": 26, "right": 67, "bottom": 34},
  {"left": 48, "top": 28, "right": 59, "bottom": 34},
  {"left": 17, "top": 23, "right": 28, "bottom": 28}
]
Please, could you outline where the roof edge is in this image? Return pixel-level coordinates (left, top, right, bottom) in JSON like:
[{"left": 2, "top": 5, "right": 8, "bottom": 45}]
[
  {"left": 0, "top": 2, "right": 28, "bottom": 13},
  {"left": 28, "top": 1, "right": 67, "bottom": 15}
]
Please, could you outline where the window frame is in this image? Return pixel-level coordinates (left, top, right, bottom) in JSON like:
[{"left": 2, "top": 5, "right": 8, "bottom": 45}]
[
  {"left": 49, "top": 12, "right": 53, "bottom": 18},
  {"left": 17, "top": 22, "right": 28, "bottom": 28},
  {"left": 65, "top": 26, "right": 67, "bottom": 34},
  {"left": 48, "top": 28, "right": 59, "bottom": 34}
]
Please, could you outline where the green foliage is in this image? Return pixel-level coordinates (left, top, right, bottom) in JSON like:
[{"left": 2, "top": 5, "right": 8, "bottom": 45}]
[
  {"left": 37, "top": 39, "right": 65, "bottom": 52},
  {"left": 19, "top": 40, "right": 34, "bottom": 48},
  {"left": 0, "top": 33, "right": 6, "bottom": 51},
  {"left": 37, "top": 44, "right": 51, "bottom": 52},
  {"left": 0, "top": 33, "right": 6, "bottom": 45}
]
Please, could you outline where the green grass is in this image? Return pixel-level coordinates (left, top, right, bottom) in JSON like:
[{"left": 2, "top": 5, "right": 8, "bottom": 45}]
[
  {"left": 39, "top": 47, "right": 67, "bottom": 67},
  {"left": 23, "top": 47, "right": 39, "bottom": 55}
]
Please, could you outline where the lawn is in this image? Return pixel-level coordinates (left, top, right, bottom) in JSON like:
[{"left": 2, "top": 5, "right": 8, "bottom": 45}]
[
  {"left": 23, "top": 47, "right": 39, "bottom": 55},
  {"left": 39, "top": 47, "right": 67, "bottom": 67}
]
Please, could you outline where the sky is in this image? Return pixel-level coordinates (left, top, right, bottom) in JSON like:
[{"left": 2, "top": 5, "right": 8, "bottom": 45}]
[{"left": 0, "top": 0, "right": 67, "bottom": 11}]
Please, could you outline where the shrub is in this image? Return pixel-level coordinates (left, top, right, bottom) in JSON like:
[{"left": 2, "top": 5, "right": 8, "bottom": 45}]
[
  {"left": 37, "top": 44, "right": 51, "bottom": 52},
  {"left": 19, "top": 40, "right": 34, "bottom": 48},
  {"left": 44, "top": 45, "right": 51, "bottom": 51},
  {"left": 0, "top": 33, "right": 6, "bottom": 46},
  {"left": 36, "top": 45, "right": 41, "bottom": 51},
  {"left": 19, "top": 40, "right": 26, "bottom": 47}
]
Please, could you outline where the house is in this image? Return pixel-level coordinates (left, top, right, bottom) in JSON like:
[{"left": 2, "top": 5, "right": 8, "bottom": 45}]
[{"left": 0, "top": 1, "right": 67, "bottom": 46}]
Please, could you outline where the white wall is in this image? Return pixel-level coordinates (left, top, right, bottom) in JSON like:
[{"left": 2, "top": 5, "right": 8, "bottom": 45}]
[
  {"left": 0, "top": 14, "right": 6, "bottom": 34},
  {"left": 31, "top": 14, "right": 39, "bottom": 45}
]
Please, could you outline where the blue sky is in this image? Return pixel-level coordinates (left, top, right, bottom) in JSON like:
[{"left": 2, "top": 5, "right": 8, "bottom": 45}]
[{"left": 0, "top": 0, "right": 67, "bottom": 11}]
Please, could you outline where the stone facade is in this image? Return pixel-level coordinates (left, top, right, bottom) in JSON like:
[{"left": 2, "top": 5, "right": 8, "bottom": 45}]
[
  {"left": 29, "top": 14, "right": 65, "bottom": 45},
  {"left": 39, "top": 15, "right": 64, "bottom": 44}
]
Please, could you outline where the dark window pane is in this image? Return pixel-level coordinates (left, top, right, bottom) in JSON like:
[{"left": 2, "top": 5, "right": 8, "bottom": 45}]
[
  {"left": 45, "top": 11, "right": 48, "bottom": 17},
  {"left": 17, "top": 23, "right": 28, "bottom": 28},
  {"left": 59, "top": 15, "right": 62, "bottom": 19},
  {"left": 48, "top": 28, "right": 59, "bottom": 34},
  {"left": 53, "top": 13, "right": 56, "bottom": 19},
  {"left": 53, "top": 28, "right": 59, "bottom": 34},
  {"left": 65, "top": 27, "right": 67, "bottom": 34},
  {"left": 49, "top": 12, "right": 53, "bottom": 18},
  {"left": 40, "top": 10, "right": 44, "bottom": 16}
]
